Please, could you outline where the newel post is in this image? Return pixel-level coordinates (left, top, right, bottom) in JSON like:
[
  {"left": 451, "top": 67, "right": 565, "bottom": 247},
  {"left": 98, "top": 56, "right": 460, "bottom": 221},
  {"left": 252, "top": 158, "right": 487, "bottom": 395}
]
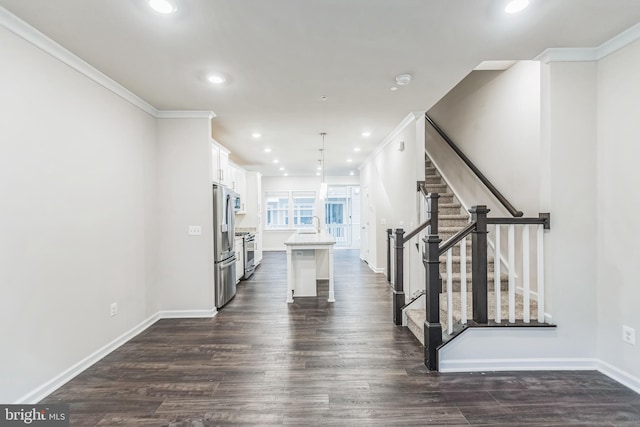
[
  {"left": 392, "top": 228, "right": 405, "bottom": 325},
  {"left": 470, "top": 205, "right": 490, "bottom": 324},
  {"left": 386, "top": 228, "right": 392, "bottom": 283},
  {"left": 423, "top": 193, "right": 442, "bottom": 370}
]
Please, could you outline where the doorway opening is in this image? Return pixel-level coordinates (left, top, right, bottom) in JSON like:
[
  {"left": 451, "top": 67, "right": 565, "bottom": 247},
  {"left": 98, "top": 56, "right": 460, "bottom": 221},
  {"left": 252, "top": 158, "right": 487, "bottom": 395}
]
[{"left": 325, "top": 186, "right": 360, "bottom": 249}]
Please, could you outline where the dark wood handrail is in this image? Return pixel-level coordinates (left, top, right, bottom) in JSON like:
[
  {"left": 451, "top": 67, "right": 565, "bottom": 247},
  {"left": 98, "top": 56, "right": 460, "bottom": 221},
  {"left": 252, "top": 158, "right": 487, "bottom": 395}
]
[
  {"left": 417, "top": 181, "right": 429, "bottom": 199},
  {"left": 403, "top": 219, "right": 431, "bottom": 244},
  {"left": 425, "top": 114, "right": 524, "bottom": 217},
  {"left": 438, "top": 222, "right": 477, "bottom": 255},
  {"left": 487, "top": 213, "right": 551, "bottom": 230}
]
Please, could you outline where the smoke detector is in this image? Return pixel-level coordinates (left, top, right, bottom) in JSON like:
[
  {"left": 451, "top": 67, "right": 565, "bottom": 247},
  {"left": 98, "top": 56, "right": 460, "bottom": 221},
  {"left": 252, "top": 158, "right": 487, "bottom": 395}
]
[{"left": 395, "top": 74, "right": 412, "bottom": 86}]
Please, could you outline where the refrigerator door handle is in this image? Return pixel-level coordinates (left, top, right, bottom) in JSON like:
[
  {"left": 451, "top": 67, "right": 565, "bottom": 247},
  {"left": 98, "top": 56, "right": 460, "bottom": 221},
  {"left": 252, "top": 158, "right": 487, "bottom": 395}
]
[
  {"left": 220, "top": 256, "right": 236, "bottom": 268},
  {"left": 226, "top": 194, "right": 234, "bottom": 249}
]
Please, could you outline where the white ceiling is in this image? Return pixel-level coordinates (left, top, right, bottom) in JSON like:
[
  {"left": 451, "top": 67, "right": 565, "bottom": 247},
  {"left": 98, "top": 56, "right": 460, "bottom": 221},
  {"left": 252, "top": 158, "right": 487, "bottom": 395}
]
[{"left": 2, "top": 0, "right": 639, "bottom": 177}]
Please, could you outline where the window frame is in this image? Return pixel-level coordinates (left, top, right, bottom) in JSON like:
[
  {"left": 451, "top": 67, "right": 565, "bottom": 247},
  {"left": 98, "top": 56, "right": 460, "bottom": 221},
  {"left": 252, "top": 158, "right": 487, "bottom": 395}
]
[{"left": 264, "top": 190, "right": 317, "bottom": 231}]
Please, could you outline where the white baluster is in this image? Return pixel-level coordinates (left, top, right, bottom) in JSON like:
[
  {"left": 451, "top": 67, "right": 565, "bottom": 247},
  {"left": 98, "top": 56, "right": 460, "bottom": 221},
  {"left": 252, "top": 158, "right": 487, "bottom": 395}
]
[
  {"left": 460, "top": 237, "right": 467, "bottom": 325},
  {"left": 522, "top": 225, "right": 530, "bottom": 323},
  {"left": 447, "top": 248, "right": 453, "bottom": 334},
  {"left": 508, "top": 224, "right": 515, "bottom": 323},
  {"left": 494, "top": 225, "right": 501, "bottom": 323},
  {"left": 537, "top": 224, "right": 545, "bottom": 323}
]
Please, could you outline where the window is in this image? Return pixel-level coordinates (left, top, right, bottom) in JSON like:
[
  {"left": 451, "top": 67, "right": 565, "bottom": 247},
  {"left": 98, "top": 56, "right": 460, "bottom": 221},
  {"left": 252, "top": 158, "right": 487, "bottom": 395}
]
[
  {"left": 293, "top": 191, "right": 316, "bottom": 228},
  {"left": 265, "top": 192, "right": 289, "bottom": 229},
  {"left": 265, "top": 191, "right": 316, "bottom": 230}
]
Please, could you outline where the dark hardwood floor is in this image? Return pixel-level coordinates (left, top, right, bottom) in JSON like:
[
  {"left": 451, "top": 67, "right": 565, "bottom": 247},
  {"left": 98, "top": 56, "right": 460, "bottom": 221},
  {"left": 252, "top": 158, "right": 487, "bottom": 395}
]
[{"left": 43, "top": 250, "right": 640, "bottom": 426}]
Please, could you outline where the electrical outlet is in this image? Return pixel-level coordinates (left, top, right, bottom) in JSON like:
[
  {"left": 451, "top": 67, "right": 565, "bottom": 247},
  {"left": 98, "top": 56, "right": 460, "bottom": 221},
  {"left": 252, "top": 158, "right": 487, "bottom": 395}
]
[
  {"left": 110, "top": 302, "right": 118, "bottom": 317},
  {"left": 622, "top": 325, "right": 636, "bottom": 345},
  {"left": 188, "top": 225, "right": 202, "bottom": 236}
]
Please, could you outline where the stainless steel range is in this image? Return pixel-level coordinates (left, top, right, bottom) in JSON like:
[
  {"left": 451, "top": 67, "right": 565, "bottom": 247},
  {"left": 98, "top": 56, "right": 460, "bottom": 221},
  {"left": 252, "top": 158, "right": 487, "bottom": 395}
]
[{"left": 235, "top": 231, "right": 255, "bottom": 279}]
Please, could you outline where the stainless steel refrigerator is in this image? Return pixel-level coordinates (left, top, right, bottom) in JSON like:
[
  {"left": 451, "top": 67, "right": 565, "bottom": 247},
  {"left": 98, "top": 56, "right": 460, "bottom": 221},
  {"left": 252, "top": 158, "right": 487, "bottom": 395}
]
[{"left": 213, "top": 184, "right": 237, "bottom": 308}]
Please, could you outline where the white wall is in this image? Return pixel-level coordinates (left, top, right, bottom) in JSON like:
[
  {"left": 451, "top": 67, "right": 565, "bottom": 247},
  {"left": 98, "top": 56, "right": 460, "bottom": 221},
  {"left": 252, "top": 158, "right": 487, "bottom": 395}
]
[
  {"left": 153, "top": 118, "right": 215, "bottom": 313},
  {"left": 359, "top": 114, "right": 423, "bottom": 295},
  {"left": 0, "top": 26, "right": 157, "bottom": 402},
  {"left": 427, "top": 62, "right": 542, "bottom": 216},
  {"left": 440, "top": 60, "right": 600, "bottom": 367},
  {"left": 596, "top": 39, "right": 640, "bottom": 380},
  {"left": 541, "top": 61, "right": 598, "bottom": 335}
]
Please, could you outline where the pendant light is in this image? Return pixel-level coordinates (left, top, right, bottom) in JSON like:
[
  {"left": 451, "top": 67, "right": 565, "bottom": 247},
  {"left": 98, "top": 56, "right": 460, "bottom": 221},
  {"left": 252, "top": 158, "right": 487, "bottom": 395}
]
[{"left": 319, "top": 132, "right": 328, "bottom": 200}]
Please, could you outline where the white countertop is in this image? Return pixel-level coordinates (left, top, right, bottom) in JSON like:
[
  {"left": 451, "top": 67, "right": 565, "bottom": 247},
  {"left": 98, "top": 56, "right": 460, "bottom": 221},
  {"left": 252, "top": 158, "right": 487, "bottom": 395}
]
[{"left": 284, "top": 232, "right": 336, "bottom": 246}]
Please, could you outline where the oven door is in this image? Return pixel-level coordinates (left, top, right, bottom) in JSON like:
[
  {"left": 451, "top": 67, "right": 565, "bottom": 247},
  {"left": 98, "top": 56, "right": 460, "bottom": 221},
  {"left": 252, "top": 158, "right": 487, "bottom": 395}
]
[{"left": 244, "top": 235, "right": 256, "bottom": 277}]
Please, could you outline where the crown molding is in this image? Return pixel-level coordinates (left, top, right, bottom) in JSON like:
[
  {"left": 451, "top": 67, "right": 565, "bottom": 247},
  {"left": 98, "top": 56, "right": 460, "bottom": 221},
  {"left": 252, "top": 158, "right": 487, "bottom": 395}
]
[
  {"left": 535, "top": 22, "right": 640, "bottom": 63},
  {"left": 361, "top": 111, "right": 424, "bottom": 167},
  {"left": 0, "top": 6, "right": 159, "bottom": 116},
  {"left": 597, "top": 22, "right": 640, "bottom": 59},
  {"left": 0, "top": 6, "right": 215, "bottom": 120},
  {"left": 535, "top": 48, "right": 597, "bottom": 64},
  {"left": 156, "top": 110, "right": 217, "bottom": 119}
]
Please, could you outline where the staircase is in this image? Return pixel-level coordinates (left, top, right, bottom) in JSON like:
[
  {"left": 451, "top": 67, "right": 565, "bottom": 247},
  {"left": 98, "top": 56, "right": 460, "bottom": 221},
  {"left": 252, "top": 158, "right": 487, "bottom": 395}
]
[{"left": 405, "top": 155, "right": 537, "bottom": 344}]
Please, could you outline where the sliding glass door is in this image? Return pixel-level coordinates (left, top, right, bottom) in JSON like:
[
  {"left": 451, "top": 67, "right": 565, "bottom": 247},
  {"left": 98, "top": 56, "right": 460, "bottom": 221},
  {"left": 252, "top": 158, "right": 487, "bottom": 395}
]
[{"left": 325, "top": 186, "right": 360, "bottom": 248}]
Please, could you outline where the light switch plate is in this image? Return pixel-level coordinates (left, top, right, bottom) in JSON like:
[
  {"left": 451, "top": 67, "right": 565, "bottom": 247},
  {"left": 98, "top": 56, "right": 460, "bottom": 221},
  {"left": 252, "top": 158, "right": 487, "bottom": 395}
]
[
  {"left": 188, "top": 225, "right": 202, "bottom": 236},
  {"left": 623, "top": 325, "right": 636, "bottom": 345}
]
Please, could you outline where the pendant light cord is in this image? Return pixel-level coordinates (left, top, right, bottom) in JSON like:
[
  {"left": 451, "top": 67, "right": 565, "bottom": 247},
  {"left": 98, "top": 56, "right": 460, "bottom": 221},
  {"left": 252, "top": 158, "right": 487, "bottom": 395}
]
[{"left": 320, "top": 132, "right": 326, "bottom": 184}]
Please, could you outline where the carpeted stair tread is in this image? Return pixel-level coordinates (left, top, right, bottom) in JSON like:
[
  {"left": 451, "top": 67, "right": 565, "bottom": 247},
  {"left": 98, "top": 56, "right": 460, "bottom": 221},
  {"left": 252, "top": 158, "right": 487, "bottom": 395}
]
[{"left": 405, "top": 292, "right": 539, "bottom": 344}]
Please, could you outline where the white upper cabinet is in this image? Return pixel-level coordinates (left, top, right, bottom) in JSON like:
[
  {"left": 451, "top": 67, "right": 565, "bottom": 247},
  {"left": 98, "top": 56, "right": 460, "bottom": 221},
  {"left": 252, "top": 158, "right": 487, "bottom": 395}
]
[
  {"left": 211, "top": 139, "right": 249, "bottom": 215},
  {"left": 211, "top": 138, "right": 231, "bottom": 185},
  {"left": 228, "top": 163, "right": 247, "bottom": 213},
  {"left": 236, "top": 168, "right": 247, "bottom": 213},
  {"left": 211, "top": 142, "right": 221, "bottom": 183},
  {"left": 219, "top": 148, "right": 230, "bottom": 186},
  {"left": 228, "top": 164, "right": 237, "bottom": 190}
]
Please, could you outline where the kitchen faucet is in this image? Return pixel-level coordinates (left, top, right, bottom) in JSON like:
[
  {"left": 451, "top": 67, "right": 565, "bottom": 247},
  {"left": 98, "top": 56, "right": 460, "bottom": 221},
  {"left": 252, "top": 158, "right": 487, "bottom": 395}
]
[{"left": 312, "top": 216, "right": 320, "bottom": 233}]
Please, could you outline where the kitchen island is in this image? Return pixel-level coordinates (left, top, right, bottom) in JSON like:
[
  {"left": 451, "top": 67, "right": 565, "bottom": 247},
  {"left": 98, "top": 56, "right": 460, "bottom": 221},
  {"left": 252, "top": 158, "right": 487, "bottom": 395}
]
[{"left": 284, "top": 232, "right": 336, "bottom": 303}]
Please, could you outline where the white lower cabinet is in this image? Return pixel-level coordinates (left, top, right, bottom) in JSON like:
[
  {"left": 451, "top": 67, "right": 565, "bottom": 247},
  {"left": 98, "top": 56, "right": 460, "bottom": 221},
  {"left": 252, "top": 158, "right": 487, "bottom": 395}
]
[
  {"left": 235, "top": 237, "right": 244, "bottom": 283},
  {"left": 255, "top": 231, "right": 263, "bottom": 266}
]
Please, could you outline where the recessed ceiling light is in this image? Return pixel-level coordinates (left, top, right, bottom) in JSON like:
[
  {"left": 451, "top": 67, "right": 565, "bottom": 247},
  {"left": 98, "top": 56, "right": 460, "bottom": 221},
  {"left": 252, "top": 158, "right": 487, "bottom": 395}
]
[
  {"left": 349, "top": 171, "right": 355, "bottom": 176},
  {"left": 347, "top": 159, "right": 353, "bottom": 163},
  {"left": 505, "top": 0, "right": 529, "bottom": 14},
  {"left": 149, "top": 0, "right": 176, "bottom": 14},
  {"left": 252, "top": 132, "right": 262, "bottom": 138},
  {"left": 361, "top": 132, "right": 371, "bottom": 137},
  {"left": 390, "top": 87, "right": 398, "bottom": 91},
  {"left": 273, "top": 159, "right": 279, "bottom": 164},
  {"left": 316, "top": 166, "right": 322, "bottom": 170},
  {"left": 264, "top": 148, "right": 272, "bottom": 153},
  {"left": 279, "top": 167, "right": 285, "bottom": 171},
  {"left": 284, "top": 173, "right": 289, "bottom": 177},
  {"left": 354, "top": 147, "right": 361, "bottom": 152},
  {"left": 207, "top": 74, "right": 226, "bottom": 84},
  {"left": 395, "top": 74, "right": 412, "bottom": 86},
  {"left": 316, "top": 172, "right": 321, "bottom": 176}
]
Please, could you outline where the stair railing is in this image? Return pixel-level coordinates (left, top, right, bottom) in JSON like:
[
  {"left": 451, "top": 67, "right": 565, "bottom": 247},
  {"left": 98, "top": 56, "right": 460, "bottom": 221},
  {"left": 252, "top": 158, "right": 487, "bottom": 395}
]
[
  {"left": 425, "top": 113, "right": 524, "bottom": 217},
  {"left": 386, "top": 183, "right": 435, "bottom": 325},
  {"left": 422, "top": 203, "right": 551, "bottom": 370}
]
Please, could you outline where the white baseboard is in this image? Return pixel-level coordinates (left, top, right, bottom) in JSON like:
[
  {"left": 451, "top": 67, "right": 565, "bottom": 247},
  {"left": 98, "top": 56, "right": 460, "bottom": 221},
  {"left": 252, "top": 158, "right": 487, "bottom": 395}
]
[
  {"left": 439, "top": 357, "right": 640, "bottom": 395},
  {"left": 598, "top": 360, "right": 640, "bottom": 394},
  {"left": 366, "top": 262, "right": 385, "bottom": 274},
  {"left": 15, "top": 309, "right": 217, "bottom": 404},
  {"left": 439, "top": 357, "right": 598, "bottom": 373},
  {"left": 157, "top": 309, "right": 217, "bottom": 319}
]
